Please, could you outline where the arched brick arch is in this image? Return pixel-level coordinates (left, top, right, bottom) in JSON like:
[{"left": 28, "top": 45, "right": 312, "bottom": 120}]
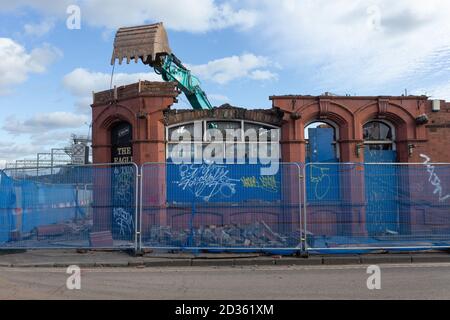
[
  {"left": 92, "top": 103, "right": 137, "bottom": 163},
  {"left": 298, "top": 100, "right": 354, "bottom": 140},
  {"left": 354, "top": 101, "right": 425, "bottom": 162},
  {"left": 355, "top": 101, "right": 417, "bottom": 141},
  {"left": 94, "top": 104, "right": 136, "bottom": 144},
  {"left": 289, "top": 100, "right": 356, "bottom": 162},
  {"left": 91, "top": 81, "right": 179, "bottom": 165}
]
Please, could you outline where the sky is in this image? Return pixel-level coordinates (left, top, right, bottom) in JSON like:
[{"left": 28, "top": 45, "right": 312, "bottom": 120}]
[{"left": 0, "top": 0, "right": 450, "bottom": 168}]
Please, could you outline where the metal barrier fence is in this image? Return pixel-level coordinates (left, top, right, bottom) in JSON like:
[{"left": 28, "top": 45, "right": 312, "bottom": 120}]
[
  {"left": 1, "top": 161, "right": 450, "bottom": 253},
  {"left": 0, "top": 163, "right": 138, "bottom": 249},
  {"left": 140, "top": 162, "right": 303, "bottom": 252},
  {"left": 304, "top": 162, "right": 450, "bottom": 252}
]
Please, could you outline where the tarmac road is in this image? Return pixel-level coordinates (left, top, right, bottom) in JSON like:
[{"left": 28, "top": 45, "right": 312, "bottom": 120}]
[{"left": 0, "top": 263, "right": 449, "bottom": 300}]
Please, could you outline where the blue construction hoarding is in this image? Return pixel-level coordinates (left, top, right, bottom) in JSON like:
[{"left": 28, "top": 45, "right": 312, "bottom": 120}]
[{"left": 166, "top": 163, "right": 282, "bottom": 203}]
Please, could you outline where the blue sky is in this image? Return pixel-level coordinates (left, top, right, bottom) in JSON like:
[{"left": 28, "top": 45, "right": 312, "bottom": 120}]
[{"left": 1, "top": 0, "right": 450, "bottom": 167}]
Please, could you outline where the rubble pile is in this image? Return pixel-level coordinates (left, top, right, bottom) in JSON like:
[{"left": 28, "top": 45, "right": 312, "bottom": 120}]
[{"left": 144, "top": 221, "right": 297, "bottom": 247}]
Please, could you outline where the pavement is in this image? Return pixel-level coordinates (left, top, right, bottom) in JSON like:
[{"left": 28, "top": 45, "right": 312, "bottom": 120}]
[
  {"left": 1, "top": 249, "right": 450, "bottom": 268},
  {"left": 1, "top": 263, "right": 449, "bottom": 299}
]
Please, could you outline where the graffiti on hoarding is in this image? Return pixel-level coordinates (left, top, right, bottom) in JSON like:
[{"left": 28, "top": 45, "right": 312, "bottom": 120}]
[
  {"left": 113, "top": 166, "right": 134, "bottom": 203},
  {"left": 112, "top": 207, "right": 134, "bottom": 236},
  {"left": 420, "top": 154, "right": 450, "bottom": 202},
  {"left": 174, "top": 163, "right": 239, "bottom": 202},
  {"left": 112, "top": 165, "right": 135, "bottom": 238},
  {"left": 241, "top": 175, "right": 278, "bottom": 193},
  {"left": 309, "top": 165, "right": 331, "bottom": 200}
]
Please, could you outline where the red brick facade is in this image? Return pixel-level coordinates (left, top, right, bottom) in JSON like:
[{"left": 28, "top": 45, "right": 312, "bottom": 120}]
[
  {"left": 91, "top": 82, "right": 450, "bottom": 238},
  {"left": 91, "top": 81, "right": 180, "bottom": 165},
  {"left": 270, "top": 95, "right": 450, "bottom": 163},
  {"left": 92, "top": 82, "right": 450, "bottom": 165}
]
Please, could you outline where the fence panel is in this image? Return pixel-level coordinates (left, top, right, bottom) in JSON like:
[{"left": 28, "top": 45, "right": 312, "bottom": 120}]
[
  {"left": 304, "top": 162, "right": 450, "bottom": 252},
  {"left": 140, "top": 162, "right": 303, "bottom": 251},
  {"left": 0, "top": 163, "right": 138, "bottom": 249},
  {"left": 5, "top": 160, "right": 448, "bottom": 253}
]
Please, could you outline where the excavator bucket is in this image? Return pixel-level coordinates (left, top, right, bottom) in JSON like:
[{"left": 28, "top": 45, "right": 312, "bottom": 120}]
[{"left": 111, "top": 22, "right": 172, "bottom": 65}]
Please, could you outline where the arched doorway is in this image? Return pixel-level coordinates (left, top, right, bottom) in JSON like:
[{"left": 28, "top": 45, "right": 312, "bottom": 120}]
[
  {"left": 111, "top": 122, "right": 133, "bottom": 163},
  {"left": 110, "top": 121, "right": 135, "bottom": 239},
  {"left": 304, "top": 121, "right": 340, "bottom": 202},
  {"left": 304, "top": 121, "right": 339, "bottom": 163},
  {"left": 363, "top": 120, "right": 396, "bottom": 162},
  {"left": 363, "top": 120, "right": 399, "bottom": 235}
]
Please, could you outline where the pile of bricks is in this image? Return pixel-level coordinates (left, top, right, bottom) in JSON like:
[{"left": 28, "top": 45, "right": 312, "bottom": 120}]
[{"left": 144, "top": 221, "right": 292, "bottom": 247}]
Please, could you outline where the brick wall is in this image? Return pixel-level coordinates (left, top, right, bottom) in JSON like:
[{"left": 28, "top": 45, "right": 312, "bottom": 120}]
[
  {"left": 415, "top": 101, "right": 450, "bottom": 163},
  {"left": 270, "top": 95, "right": 450, "bottom": 163}
]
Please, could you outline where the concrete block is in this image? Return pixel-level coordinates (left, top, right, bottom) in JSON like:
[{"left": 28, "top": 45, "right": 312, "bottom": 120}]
[
  {"left": 36, "top": 224, "right": 65, "bottom": 239},
  {"left": 233, "top": 258, "right": 275, "bottom": 266},
  {"left": 411, "top": 254, "right": 450, "bottom": 263},
  {"left": 191, "top": 259, "right": 234, "bottom": 267},
  {"left": 275, "top": 257, "right": 323, "bottom": 266},
  {"left": 144, "top": 259, "right": 192, "bottom": 267},
  {"left": 322, "top": 256, "right": 361, "bottom": 265},
  {"left": 54, "top": 262, "right": 94, "bottom": 268},
  {"left": 89, "top": 231, "right": 113, "bottom": 248},
  {"left": 0, "top": 263, "right": 12, "bottom": 267},
  {"left": 95, "top": 261, "right": 129, "bottom": 267},
  {"left": 128, "top": 261, "right": 145, "bottom": 267},
  {"left": 360, "top": 255, "right": 412, "bottom": 264}
]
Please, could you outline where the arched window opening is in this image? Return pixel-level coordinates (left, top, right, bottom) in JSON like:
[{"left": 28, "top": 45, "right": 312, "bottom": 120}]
[
  {"left": 304, "top": 121, "right": 339, "bottom": 162},
  {"left": 363, "top": 121, "right": 395, "bottom": 151},
  {"left": 166, "top": 120, "right": 280, "bottom": 162}
]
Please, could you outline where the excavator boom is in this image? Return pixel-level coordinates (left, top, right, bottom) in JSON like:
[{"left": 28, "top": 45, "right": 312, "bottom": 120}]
[{"left": 111, "top": 23, "right": 212, "bottom": 110}]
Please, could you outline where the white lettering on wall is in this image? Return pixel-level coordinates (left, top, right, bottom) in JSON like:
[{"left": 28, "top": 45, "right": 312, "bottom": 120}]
[{"left": 420, "top": 154, "right": 450, "bottom": 202}]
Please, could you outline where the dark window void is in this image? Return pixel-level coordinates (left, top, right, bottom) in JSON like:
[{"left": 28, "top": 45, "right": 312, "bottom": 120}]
[
  {"left": 168, "top": 124, "right": 200, "bottom": 142},
  {"left": 111, "top": 121, "right": 133, "bottom": 163},
  {"left": 363, "top": 121, "right": 392, "bottom": 141},
  {"left": 206, "top": 121, "right": 241, "bottom": 141},
  {"left": 363, "top": 121, "right": 394, "bottom": 153},
  {"left": 365, "top": 144, "right": 392, "bottom": 151}
]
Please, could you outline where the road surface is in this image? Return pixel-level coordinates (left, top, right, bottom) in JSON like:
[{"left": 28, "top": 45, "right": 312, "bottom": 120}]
[{"left": 0, "top": 263, "right": 449, "bottom": 299}]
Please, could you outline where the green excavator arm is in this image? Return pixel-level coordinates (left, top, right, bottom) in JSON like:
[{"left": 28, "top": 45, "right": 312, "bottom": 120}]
[
  {"left": 111, "top": 23, "right": 212, "bottom": 110},
  {"left": 154, "top": 53, "right": 212, "bottom": 110}
]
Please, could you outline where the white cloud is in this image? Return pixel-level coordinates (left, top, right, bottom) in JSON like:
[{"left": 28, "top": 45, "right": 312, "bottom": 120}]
[
  {"left": 244, "top": 0, "right": 450, "bottom": 93},
  {"left": 0, "top": 141, "right": 42, "bottom": 166},
  {"left": 29, "top": 130, "right": 75, "bottom": 145},
  {"left": 24, "top": 19, "right": 55, "bottom": 37},
  {"left": 0, "top": 38, "right": 62, "bottom": 95},
  {"left": 63, "top": 68, "right": 162, "bottom": 111},
  {"left": 0, "top": 129, "right": 87, "bottom": 167},
  {"left": 0, "top": 0, "right": 258, "bottom": 33},
  {"left": 188, "top": 53, "right": 277, "bottom": 85},
  {"left": 249, "top": 70, "right": 277, "bottom": 81},
  {"left": 208, "top": 94, "right": 230, "bottom": 104},
  {"left": 413, "top": 80, "right": 450, "bottom": 100},
  {"left": 81, "top": 0, "right": 258, "bottom": 32},
  {"left": 0, "top": 0, "right": 72, "bottom": 14},
  {"left": 2, "top": 112, "right": 89, "bottom": 135},
  {"left": 64, "top": 54, "right": 276, "bottom": 111}
]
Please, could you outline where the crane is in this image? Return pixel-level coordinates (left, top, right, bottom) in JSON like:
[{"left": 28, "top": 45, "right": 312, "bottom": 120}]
[{"left": 111, "top": 23, "right": 212, "bottom": 110}]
